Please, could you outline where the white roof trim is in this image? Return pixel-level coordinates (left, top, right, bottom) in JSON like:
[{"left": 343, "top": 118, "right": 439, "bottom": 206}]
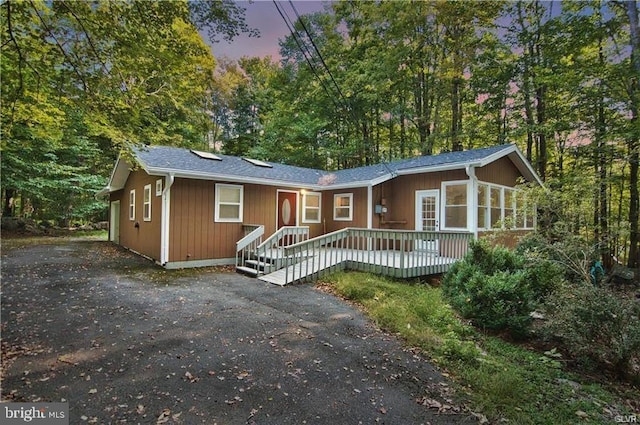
[
  {"left": 102, "top": 144, "right": 543, "bottom": 195},
  {"left": 395, "top": 162, "right": 480, "bottom": 176},
  {"left": 143, "top": 166, "right": 326, "bottom": 190}
]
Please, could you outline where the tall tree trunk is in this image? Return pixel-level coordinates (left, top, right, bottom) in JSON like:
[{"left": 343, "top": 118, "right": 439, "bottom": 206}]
[
  {"left": 515, "top": 2, "right": 538, "bottom": 162},
  {"left": 451, "top": 76, "right": 463, "bottom": 152},
  {"left": 3, "top": 189, "right": 15, "bottom": 217},
  {"left": 400, "top": 110, "right": 407, "bottom": 157},
  {"left": 415, "top": 67, "right": 430, "bottom": 155},
  {"left": 535, "top": 84, "right": 547, "bottom": 180},
  {"left": 626, "top": 0, "right": 639, "bottom": 268}
]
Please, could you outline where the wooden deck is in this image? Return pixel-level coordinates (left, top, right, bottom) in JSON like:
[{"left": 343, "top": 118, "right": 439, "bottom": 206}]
[
  {"left": 237, "top": 227, "right": 472, "bottom": 286},
  {"left": 258, "top": 247, "right": 458, "bottom": 286}
]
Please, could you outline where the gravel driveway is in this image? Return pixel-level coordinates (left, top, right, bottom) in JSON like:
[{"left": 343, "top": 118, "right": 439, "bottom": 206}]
[{"left": 1, "top": 239, "right": 474, "bottom": 424}]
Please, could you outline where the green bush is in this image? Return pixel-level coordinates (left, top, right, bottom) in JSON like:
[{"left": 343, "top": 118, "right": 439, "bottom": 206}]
[
  {"left": 516, "top": 232, "right": 597, "bottom": 285},
  {"left": 442, "top": 240, "right": 561, "bottom": 337},
  {"left": 541, "top": 284, "right": 640, "bottom": 381}
]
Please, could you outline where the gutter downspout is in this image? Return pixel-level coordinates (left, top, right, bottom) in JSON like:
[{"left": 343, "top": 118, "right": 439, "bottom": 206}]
[
  {"left": 465, "top": 165, "right": 479, "bottom": 240},
  {"left": 160, "top": 173, "right": 175, "bottom": 265}
]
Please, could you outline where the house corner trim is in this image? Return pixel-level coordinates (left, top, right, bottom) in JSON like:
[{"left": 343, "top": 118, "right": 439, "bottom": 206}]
[{"left": 160, "top": 173, "right": 175, "bottom": 265}]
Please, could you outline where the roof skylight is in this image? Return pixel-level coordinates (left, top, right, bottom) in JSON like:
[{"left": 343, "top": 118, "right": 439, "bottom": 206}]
[
  {"left": 242, "top": 157, "right": 272, "bottom": 168},
  {"left": 191, "top": 149, "right": 221, "bottom": 160}
]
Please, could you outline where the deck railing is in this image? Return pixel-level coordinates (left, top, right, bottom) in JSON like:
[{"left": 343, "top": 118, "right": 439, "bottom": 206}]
[
  {"left": 253, "top": 226, "right": 309, "bottom": 270},
  {"left": 236, "top": 224, "right": 264, "bottom": 269},
  {"left": 273, "top": 228, "right": 472, "bottom": 284}
]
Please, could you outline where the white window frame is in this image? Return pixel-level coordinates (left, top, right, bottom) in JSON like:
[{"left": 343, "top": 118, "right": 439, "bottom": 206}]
[
  {"left": 302, "top": 191, "right": 322, "bottom": 223},
  {"left": 476, "top": 180, "right": 534, "bottom": 230},
  {"left": 516, "top": 192, "right": 536, "bottom": 230},
  {"left": 143, "top": 184, "right": 152, "bottom": 222},
  {"left": 504, "top": 188, "right": 515, "bottom": 226},
  {"left": 215, "top": 183, "right": 244, "bottom": 223},
  {"left": 333, "top": 193, "right": 353, "bottom": 221},
  {"left": 129, "top": 189, "right": 136, "bottom": 221},
  {"left": 441, "top": 181, "right": 469, "bottom": 231},
  {"left": 477, "top": 183, "right": 489, "bottom": 230},
  {"left": 155, "top": 179, "right": 163, "bottom": 196}
]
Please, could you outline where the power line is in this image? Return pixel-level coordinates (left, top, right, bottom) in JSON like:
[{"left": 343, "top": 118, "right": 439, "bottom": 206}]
[
  {"left": 272, "top": 0, "right": 340, "bottom": 111},
  {"left": 288, "top": 1, "right": 351, "bottom": 113}
]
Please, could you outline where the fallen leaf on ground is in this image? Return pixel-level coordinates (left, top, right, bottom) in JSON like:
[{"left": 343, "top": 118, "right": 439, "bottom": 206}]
[{"left": 157, "top": 408, "right": 170, "bottom": 424}]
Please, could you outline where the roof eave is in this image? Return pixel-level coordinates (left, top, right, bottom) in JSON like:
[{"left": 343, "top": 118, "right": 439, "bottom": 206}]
[
  {"left": 144, "top": 166, "right": 325, "bottom": 190},
  {"left": 395, "top": 162, "right": 478, "bottom": 176}
]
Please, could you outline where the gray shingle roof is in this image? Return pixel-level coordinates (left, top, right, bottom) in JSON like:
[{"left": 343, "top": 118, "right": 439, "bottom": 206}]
[
  {"left": 132, "top": 143, "right": 517, "bottom": 188},
  {"left": 330, "top": 144, "right": 514, "bottom": 184},
  {"left": 135, "top": 146, "right": 326, "bottom": 186}
]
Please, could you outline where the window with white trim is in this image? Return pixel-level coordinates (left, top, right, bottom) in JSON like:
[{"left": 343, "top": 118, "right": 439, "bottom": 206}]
[
  {"left": 143, "top": 184, "right": 152, "bottom": 221},
  {"left": 302, "top": 192, "right": 321, "bottom": 223},
  {"left": 155, "top": 179, "right": 163, "bottom": 196},
  {"left": 333, "top": 193, "right": 353, "bottom": 221},
  {"left": 515, "top": 191, "right": 535, "bottom": 230},
  {"left": 477, "top": 183, "right": 489, "bottom": 229},
  {"left": 478, "top": 181, "right": 534, "bottom": 230},
  {"left": 443, "top": 182, "right": 468, "bottom": 229},
  {"left": 504, "top": 188, "right": 514, "bottom": 225},
  {"left": 490, "top": 186, "right": 501, "bottom": 228},
  {"left": 524, "top": 200, "right": 535, "bottom": 229},
  {"left": 129, "top": 190, "right": 135, "bottom": 221},
  {"left": 215, "top": 184, "right": 243, "bottom": 222}
]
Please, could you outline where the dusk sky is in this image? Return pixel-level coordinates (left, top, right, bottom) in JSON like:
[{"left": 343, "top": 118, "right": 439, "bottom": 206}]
[{"left": 207, "top": 0, "right": 331, "bottom": 60}]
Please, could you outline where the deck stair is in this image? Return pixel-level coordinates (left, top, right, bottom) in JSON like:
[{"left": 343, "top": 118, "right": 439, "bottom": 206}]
[
  {"left": 237, "top": 227, "right": 473, "bottom": 286},
  {"left": 236, "top": 226, "right": 310, "bottom": 278}
]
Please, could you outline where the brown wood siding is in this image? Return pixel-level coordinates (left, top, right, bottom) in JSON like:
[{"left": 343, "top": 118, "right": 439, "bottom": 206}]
[
  {"left": 476, "top": 156, "right": 521, "bottom": 186},
  {"left": 320, "top": 187, "right": 369, "bottom": 233},
  {"left": 111, "top": 170, "right": 162, "bottom": 261},
  {"left": 168, "top": 180, "right": 321, "bottom": 263},
  {"left": 374, "top": 170, "right": 468, "bottom": 230}
]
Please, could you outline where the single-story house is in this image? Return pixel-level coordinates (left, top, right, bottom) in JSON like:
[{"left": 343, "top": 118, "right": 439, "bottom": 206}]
[{"left": 100, "top": 143, "right": 542, "bottom": 280}]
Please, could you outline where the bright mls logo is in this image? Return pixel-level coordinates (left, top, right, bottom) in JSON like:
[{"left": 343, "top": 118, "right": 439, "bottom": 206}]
[{"left": 1, "top": 403, "right": 68, "bottom": 424}]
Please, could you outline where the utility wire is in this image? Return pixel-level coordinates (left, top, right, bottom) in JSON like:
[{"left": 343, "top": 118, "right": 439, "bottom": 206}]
[
  {"left": 288, "top": 1, "right": 351, "bottom": 113},
  {"left": 272, "top": 0, "right": 341, "bottom": 111}
]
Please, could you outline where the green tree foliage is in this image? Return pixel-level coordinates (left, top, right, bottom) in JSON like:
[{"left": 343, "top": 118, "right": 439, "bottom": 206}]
[
  {"left": 214, "top": 0, "right": 637, "bottom": 266},
  {"left": 1, "top": 0, "right": 250, "bottom": 223}
]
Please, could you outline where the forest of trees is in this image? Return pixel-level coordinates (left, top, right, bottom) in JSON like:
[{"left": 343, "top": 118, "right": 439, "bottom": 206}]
[{"left": 1, "top": 0, "right": 638, "bottom": 268}]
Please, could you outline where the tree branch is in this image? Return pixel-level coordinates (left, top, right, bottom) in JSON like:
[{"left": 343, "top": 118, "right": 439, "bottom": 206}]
[
  {"left": 28, "top": 0, "right": 88, "bottom": 93},
  {"left": 58, "top": 1, "right": 110, "bottom": 77}
]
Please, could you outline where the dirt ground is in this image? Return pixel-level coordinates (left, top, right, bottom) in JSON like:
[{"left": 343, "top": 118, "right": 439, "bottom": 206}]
[{"left": 1, "top": 238, "right": 475, "bottom": 424}]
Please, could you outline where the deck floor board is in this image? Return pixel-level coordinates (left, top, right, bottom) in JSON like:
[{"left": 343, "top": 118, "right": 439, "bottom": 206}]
[{"left": 258, "top": 248, "right": 457, "bottom": 286}]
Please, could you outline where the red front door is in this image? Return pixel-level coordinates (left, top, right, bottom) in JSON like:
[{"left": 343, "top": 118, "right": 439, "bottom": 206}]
[{"left": 277, "top": 191, "right": 297, "bottom": 229}]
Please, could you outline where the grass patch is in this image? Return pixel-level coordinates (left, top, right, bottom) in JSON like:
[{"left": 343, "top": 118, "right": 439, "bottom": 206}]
[
  {"left": 1, "top": 230, "right": 108, "bottom": 252},
  {"left": 321, "top": 271, "right": 639, "bottom": 424}
]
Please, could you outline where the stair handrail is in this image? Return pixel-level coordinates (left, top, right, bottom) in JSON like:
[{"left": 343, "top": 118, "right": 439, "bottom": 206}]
[
  {"left": 256, "top": 226, "right": 309, "bottom": 250},
  {"left": 281, "top": 228, "right": 351, "bottom": 283},
  {"left": 236, "top": 224, "right": 265, "bottom": 252},
  {"left": 282, "top": 227, "right": 350, "bottom": 252},
  {"left": 252, "top": 226, "right": 310, "bottom": 276}
]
